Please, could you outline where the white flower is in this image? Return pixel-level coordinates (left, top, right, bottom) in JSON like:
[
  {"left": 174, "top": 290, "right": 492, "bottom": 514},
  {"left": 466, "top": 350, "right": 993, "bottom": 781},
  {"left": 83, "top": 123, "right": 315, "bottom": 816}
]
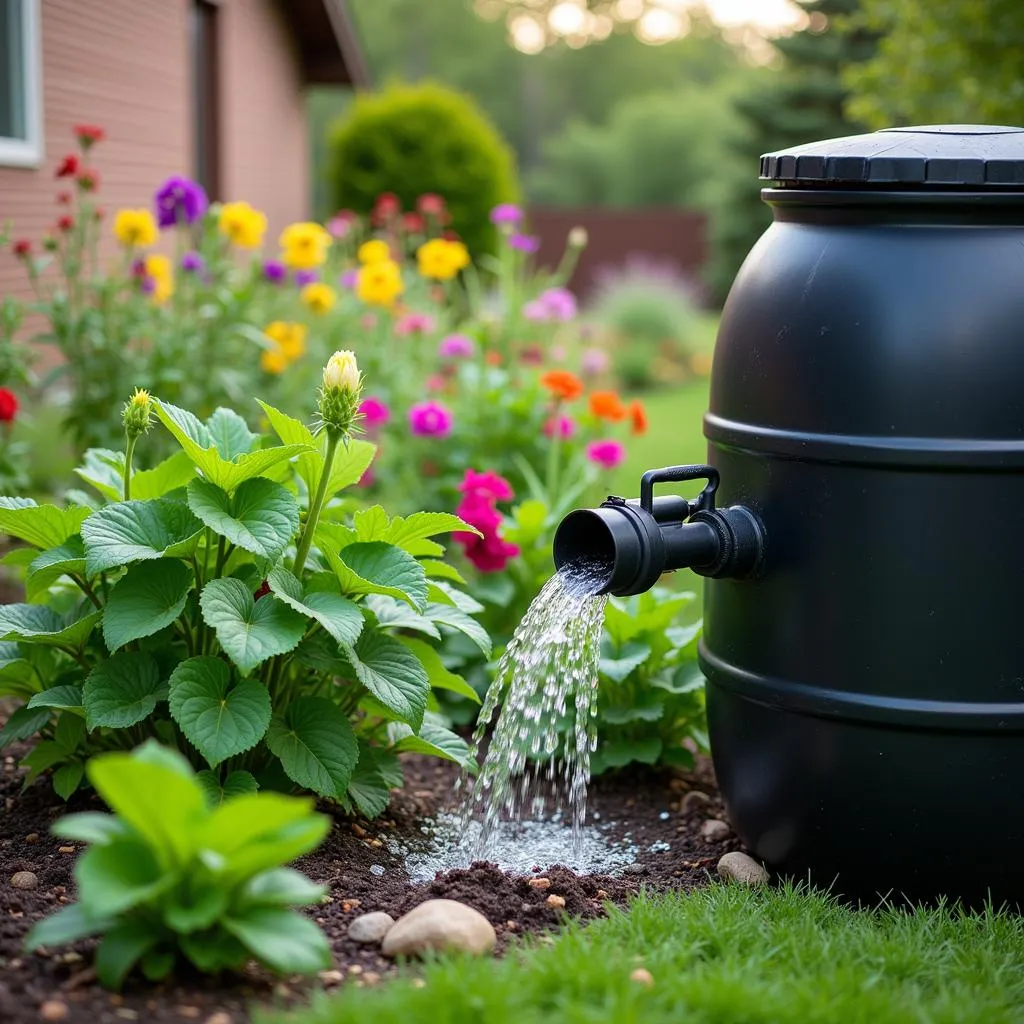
[
  {"left": 568, "top": 226, "right": 588, "bottom": 249},
  {"left": 322, "top": 350, "right": 361, "bottom": 393}
]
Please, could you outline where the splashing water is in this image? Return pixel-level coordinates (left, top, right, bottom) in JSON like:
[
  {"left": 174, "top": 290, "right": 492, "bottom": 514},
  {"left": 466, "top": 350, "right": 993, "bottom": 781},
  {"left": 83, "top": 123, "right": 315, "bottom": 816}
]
[{"left": 458, "top": 564, "right": 609, "bottom": 858}]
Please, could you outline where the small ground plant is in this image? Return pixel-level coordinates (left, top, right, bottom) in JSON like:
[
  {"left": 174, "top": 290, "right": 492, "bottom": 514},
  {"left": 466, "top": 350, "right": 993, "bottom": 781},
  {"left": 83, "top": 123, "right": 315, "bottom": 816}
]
[
  {"left": 26, "top": 742, "right": 331, "bottom": 987},
  {"left": 0, "top": 353, "right": 485, "bottom": 812}
]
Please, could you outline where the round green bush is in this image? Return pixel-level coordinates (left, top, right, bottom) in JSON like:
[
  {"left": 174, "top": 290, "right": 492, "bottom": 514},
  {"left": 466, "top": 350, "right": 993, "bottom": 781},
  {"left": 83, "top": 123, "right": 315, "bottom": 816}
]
[{"left": 326, "top": 82, "right": 520, "bottom": 257}]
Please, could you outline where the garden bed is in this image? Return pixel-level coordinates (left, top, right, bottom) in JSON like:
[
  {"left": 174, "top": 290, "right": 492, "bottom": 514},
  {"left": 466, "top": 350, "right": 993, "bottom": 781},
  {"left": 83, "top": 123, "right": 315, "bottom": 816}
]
[{"left": 0, "top": 748, "right": 736, "bottom": 1024}]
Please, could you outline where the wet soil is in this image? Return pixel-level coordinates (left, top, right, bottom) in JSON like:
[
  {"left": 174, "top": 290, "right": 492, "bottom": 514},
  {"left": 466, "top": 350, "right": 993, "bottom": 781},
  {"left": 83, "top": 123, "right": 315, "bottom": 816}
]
[{"left": 0, "top": 745, "right": 739, "bottom": 1023}]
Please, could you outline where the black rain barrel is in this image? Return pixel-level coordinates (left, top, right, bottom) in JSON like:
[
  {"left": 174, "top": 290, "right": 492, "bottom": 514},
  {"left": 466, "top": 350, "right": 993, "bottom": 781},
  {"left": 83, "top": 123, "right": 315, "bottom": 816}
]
[{"left": 703, "top": 125, "right": 1024, "bottom": 905}]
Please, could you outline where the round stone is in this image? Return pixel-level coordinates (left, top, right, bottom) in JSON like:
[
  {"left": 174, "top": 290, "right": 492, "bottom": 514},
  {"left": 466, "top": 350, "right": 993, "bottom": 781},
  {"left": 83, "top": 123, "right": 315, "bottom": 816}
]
[
  {"left": 700, "top": 818, "right": 732, "bottom": 842},
  {"left": 381, "top": 899, "right": 496, "bottom": 958},
  {"left": 717, "top": 851, "right": 770, "bottom": 886},
  {"left": 347, "top": 911, "right": 396, "bottom": 944},
  {"left": 10, "top": 871, "right": 38, "bottom": 890}
]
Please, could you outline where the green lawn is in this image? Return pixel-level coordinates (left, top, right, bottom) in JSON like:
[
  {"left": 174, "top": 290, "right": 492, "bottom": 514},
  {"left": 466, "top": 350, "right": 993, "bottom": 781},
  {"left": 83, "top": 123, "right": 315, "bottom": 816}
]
[{"left": 265, "top": 884, "right": 1024, "bottom": 1024}]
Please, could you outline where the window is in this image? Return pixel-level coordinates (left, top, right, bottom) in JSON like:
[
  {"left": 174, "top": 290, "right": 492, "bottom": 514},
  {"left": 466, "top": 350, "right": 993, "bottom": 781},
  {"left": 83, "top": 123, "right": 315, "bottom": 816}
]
[
  {"left": 189, "top": 0, "right": 220, "bottom": 199},
  {"left": 0, "top": 0, "right": 42, "bottom": 167}
]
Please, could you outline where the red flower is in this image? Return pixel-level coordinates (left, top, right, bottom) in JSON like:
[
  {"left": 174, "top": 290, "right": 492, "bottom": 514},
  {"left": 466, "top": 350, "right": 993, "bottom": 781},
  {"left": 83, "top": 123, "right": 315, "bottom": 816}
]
[
  {"left": 417, "top": 193, "right": 446, "bottom": 217},
  {"left": 77, "top": 168, "right": 99, "bottom": 192},
  {"left": 402, "top": 212, "right": 425, "bottom": 234},
  {"left": 73, "top": 124, "right": 105, "bottom": 148},
  {"left": 372, "top": 192, "right": 401, "bottom": 226},
  {"left": 57, "top": 191, "right": 72, "bottom": 205},
  {"left": 57, "top": 216, "right": 74, "bottom": 233},
  {"left": 55, "top": 154, "right": 79, "bottom": 178},
  {"left": 0, "top": 388, "right": 19, "bottom": 424},
  {"left": 254, "top": 579, "right": 271, "bottom": 600},
  {"left": 12, "top": 239, "right": 31, "bottom": 259},
  {"left": 442, "top": 229, "right": 462, "bottom": 242}
]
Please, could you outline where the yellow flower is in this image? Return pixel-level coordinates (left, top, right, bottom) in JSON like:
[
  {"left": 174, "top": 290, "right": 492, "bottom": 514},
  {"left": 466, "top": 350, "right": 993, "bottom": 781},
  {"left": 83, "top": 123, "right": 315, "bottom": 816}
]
[
  {"left": 319, "top": 350, "right": 362, "bottom": 435},
  {"left": 264, "top": 321, "right": 307, "bottom": 362},
  {"left": 356, "top": 259, "right": 404, "bottom": 307},
  {"left": 218, "top": 201, "right": 268, "bottom": 249},
  {"left": 301, "top": 282, "right": 337, "bottom": 315},
  {"left": 417, "top": 238, "right": 469, "bottom": 281},
  {"left": 358, "top": 239, "right": 391, "bottom": 265},
  {"left": 121, "top": 387, "right": 153, "bottom": 438},
  {"left": 260, "top": 347, "right": 289, "bottom": 375},
  {"left": 114, "top": 208, "right": 158, "bottom": 248},
  {"left": 279, "top": 221, "right": 331, "bottom": 270},
  {"left": 143, "top": 254, "right": 174, "bottom": 304}
]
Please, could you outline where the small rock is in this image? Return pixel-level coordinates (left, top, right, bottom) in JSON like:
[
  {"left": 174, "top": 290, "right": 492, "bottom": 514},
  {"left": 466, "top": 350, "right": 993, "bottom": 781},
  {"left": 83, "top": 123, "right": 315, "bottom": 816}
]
[
  {"left": 596, "top": 889, "right": 609, "bottom": 899},
  {"left": 318, "top": 970, "right": 343, "bottom": 987},
  {"left": 57, "top": 846, "right": 75, "bottom": 855},
  {"left": 546, "top": 894, "right": 566, "bottom": 909},
  {"left": 527, "top": 877, "right": 551, "bottom": 890},
  {"left": 700, "top": 819, "right": 732, "bottom": 842},
  {"left": 115, "top": 1010, "right": 138, "bottom": 1020},
  {"left": 25, "top": 833, "right": 39, "bottom": 844},
  {"left": 40, "top": 1001, "right": 69, "bottom": 1021},
  {"left": 11, "top": 871, "right": 38, "bottom": 890},
  {"left": 369, "top": 864, "right": 385, "bottom": 876},
  {"left": 205, "top": 1015, "right": 233, "bottom": 1024},
  {"left": 351, "top": 824, "right": 367, "bottom": 837},
  {"left": 347, "top": 965, "right": 363, "bottom": 975},
  {"left": 363, "top": 972, "right": 381, "bottom": 986},
  {"left": 717, "top": 851, "right": 769, "bottom": 886},
  {"left": 623, "top": 863, "right": 648, "bottom": 876},
  {"left": 348, "top": 911, "right": 395, "bottom": 944},
  {"left": 630, "top": 968, "right": 654, "bottom": 987},
  {"left": 681, "top": 791, "right": 711, "bottom": 814},
  {"left": 382, "top": 899, "right": 496, "bottom": 958},
  {"left": 175, "top": 1008, "right": 200, "bottom": 1020}
]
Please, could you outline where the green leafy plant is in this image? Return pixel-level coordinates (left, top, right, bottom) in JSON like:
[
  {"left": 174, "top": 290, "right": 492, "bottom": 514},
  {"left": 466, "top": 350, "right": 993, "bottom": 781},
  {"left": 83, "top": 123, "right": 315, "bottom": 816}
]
[
  {"left": 25, "top": 742, "right": 331, "bottom": 988},
  {"left": 592, "top": 586, "right": 706, "bottom": 774},
  {"left": 0, "top": 356, "right": 486, "bottom": 813},
  {"left": 326, "top": 81, "right": 520, "bottom": 257}
]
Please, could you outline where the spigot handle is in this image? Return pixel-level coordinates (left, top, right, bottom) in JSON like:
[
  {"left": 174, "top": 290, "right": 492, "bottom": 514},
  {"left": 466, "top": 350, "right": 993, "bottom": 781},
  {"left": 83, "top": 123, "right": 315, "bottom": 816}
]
[{"left": 639, "top": 465, "right": 720, "bottom": 516}]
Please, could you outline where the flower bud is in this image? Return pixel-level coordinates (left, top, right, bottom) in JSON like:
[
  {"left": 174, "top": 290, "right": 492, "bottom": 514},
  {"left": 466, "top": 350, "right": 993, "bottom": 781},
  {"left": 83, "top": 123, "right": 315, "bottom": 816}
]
[
  {"left": 122, "top": 387, "right": 154, "bottom": 439},
  {"left": 318, "top": 350, "right": 363, "bottom": 438},
  {"left": 568, "top": 226, "right": 588, "bottom": 249}
]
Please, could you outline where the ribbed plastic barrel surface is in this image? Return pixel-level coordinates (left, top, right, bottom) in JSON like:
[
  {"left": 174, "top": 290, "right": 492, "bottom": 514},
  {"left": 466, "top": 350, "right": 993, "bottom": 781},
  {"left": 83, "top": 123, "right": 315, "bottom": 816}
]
[{"left": 703, "top": 126, "right": 1024, "bottom": 904}]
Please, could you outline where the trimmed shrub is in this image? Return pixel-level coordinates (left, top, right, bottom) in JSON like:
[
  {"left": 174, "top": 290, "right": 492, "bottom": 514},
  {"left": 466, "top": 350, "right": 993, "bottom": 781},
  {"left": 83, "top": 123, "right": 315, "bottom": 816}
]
[{"left": 326, "top": 82, "right": 520, "bottom": 257}]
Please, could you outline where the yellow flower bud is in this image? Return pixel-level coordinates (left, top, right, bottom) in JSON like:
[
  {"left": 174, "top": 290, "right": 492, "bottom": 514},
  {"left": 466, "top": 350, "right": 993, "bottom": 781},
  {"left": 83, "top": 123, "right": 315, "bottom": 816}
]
[
  {"left": 318, "top": 350, "right": 363, "bottom": 438},
  {"left": 122, "top": 387, "right": 154, "bottom": 439},
  {"left": 323, "top": 350, "right": 361, "bottom": 393},
  {"left": 568, "top": 226, "right": 588, "bottom": 249}
]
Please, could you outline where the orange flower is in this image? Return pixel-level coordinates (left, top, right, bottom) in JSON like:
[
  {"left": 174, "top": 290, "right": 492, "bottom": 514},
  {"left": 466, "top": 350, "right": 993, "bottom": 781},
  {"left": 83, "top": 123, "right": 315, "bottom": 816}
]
[
  {"left": 486, "top": 352, "right": 502, "bottom": 366},
  {"left": 541, "top": 370, "right": 584, "bottom": 402},
  {"left": 628, "top": 399, "right": 648, "bottom": 435},
  {"left": 589, "top": 390, "right": 627, "bottom": 422}
]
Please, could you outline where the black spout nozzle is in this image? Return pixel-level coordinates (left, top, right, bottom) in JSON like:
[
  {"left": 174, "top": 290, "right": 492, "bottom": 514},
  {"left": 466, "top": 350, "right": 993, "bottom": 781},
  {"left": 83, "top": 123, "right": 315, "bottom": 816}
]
[{"left": 552, "top": 464, "right": 766, "bottom": 597}]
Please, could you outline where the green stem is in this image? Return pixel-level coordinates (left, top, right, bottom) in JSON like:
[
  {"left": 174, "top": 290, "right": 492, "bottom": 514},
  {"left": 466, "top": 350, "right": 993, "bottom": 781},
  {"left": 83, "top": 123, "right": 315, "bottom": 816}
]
[
  {"left": 72, "top": 574, "right": 103, "bottom": 610},
  {"left": 293, "top": 430, "right": 340, "bottom": 577},
  {"left": 545, "top": 399, "right": 564, "bottom": 503},
  {"left": 123, "top": 433, "right": 137, "bottom": 501}
]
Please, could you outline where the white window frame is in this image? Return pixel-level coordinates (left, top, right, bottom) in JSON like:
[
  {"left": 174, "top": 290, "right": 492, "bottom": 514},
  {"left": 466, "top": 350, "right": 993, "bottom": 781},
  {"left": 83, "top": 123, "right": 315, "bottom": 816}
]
[{"left": 0, "top": 0, "right": 43, "bottom": 168}]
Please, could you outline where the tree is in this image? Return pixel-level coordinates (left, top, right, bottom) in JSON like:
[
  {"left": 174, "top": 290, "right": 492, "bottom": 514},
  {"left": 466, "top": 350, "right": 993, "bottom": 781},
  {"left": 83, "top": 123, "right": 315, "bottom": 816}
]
[
  {"left": 843, "top": 0, "right": 1024, "bottom": 128},
  {"left": 704, "top": 0, "right": 875, "bottom": 305}
]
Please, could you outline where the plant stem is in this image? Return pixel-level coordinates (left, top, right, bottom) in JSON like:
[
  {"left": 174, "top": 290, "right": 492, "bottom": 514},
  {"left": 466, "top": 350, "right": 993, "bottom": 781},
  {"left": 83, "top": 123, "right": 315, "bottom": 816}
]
[
  {"left": 123, "top": 434, "right": 137, "bottom": 501},
  {"left": 545, "top": 399, "right": 564, "bottom": 502},
  {"left": 293, "top": 430, "right": 340, "bottom": 578},
  {"left": 72, "top": 575, "right": 103, "bottom": 610}
]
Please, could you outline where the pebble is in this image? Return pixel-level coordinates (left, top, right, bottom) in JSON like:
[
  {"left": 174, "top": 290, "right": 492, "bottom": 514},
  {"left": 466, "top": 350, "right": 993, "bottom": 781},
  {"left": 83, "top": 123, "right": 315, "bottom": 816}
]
[
  {"left": 596, "top": 889, "right": 609, "bottom": 899},
  {"left": 717, "top": 851, "right": 769, "bottom": 886},
  {"left": 318, "top": 970, "right": 344, "bottom": 986},
  {"left": 57, "top": 846, "right": 75, "bottom": 855},
  {"left": 348, "top": 911, "right": 396, "bottom": 944},
  {"left": 40, "top": 1001, "right": 69, "bottom": 1021},
  {"left": 630, "top": 968, "right": 654, "bottom": 987},
  {"left": 25, "top": 833, "right": 39, "bottom": 844},
  {"left": 623, "top": 863, "right": 648, "bottom": 876},
  {"left": 681, "top": 791, "right": 712, "bottom": 814},
  {"left": 546, "top": 894, "right": 566, "bottom": 909},
  {"left": 527, "top": 877, "right": 551, "bottom": 890},
  {"left": 382, "top": 899, "right": 496, "bottom": 958},
  {"left": 205, "top": 1015, "right": 233, "bottom": 1024},
  {"left": 10, "top": 871, "right": 38, "bottom": 890},
  {"left": 700, "top": 818, "right": 732, "bottom": 842},
  {"left": 369, "top": 864, "right": 385, "bottom": 876}
]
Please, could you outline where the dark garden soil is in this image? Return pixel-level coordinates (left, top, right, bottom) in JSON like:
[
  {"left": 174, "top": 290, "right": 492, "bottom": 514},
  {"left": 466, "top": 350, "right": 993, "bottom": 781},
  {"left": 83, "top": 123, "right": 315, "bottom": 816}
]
[{"left": 0, "top": 738, "right": 740, "bottom": 1024}]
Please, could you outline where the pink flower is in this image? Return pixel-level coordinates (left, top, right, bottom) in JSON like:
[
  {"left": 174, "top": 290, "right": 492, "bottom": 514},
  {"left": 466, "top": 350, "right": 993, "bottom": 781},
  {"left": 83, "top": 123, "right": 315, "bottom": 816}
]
[
  {"left": 409, "top": 401, "right": 453, "bottom": 437},
  {"left": 395, "top": 312, "right": 435, "bottom": 336},
  {"left": 357, "top": 466, "right": 375, "bottom": 488},
  {"left": 455, "top": 491, "right": 503, "bottom": 537},
  {"left": 464, "top": 533, "right": 520, "bottom": 573},
  {"left": 438, "top": 333, "right": 476, "bottom": 359},
  {"left": 490, "top": 203, "right": 523, "bottom": 226},
  {"left": 328, "top": 211, "right": 356, "bottom": 238},
  {"left": 426, "top": 374, "right": 446, "bottom": 392},
  {"left": 339, "top": 268, "right": 359, "bottom": 288},
  {"left": 587, "top": 440, "right": 625, "bottom": 469},
  {"left": 454, "top": 491, "right": 519, "bottom": 573},
  {"left": 459, "top": 469, "right": 514, "bottom": 502},
  {"left": 544, "top": 415, "right": 575, "bottom": 439},
  {"left": 581, "top": 347, "right": 609, "bottom": 376},
  {"left": 524, "top": 287, "right": 578, "bottom": 323},
  {"left": 359, "top": 396, "right": 390, "bottom": 429}
]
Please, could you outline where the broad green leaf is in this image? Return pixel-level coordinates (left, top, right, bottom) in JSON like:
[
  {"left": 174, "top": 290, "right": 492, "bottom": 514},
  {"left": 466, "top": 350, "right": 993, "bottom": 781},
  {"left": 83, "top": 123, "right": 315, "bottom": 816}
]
[
  {"left": 24, "top": 902, "right": 113, "bottom": 951},
  {"left": 429, "top": 580, "right": 485, "bottom": 614},
  {"left": 381, "top": 511, "right": 481, "bottom": 552},
  {"left": 200, "top": 790, "right": 322, "bottom": 856},
  {"left": 52, "top": 811, "right": 131, "bottom": 845},
  {"left": 353, "top": 505, "right": 390, "bottom": 540},
  {"left": 163, "top": 885, "right": 229, "bottom": 934},
  {"left": 27, "top": 537, "right": 87, "bottom": 599},
  {"left": 196, "top": 769, "right": 259, "bottom": 807},
  {"left": 223, "top": 906, "right": 331, "bottom": 975},
  {"left": 398, "top": 636, "right": 481, "bottom": 704},
  {"left": 188, "top": 477, "right": 298, "bottom": 563},
  {"left": 666, "top": 621, "right": 703, "bottom": 653},
  {"left": 240, "top": 868, "right": 324, "bottom": 908},
  {"left": 52, "top": 761, "right": 85, "bottom": 800},
  {"left": 325, "top": 438, "right": 377, "bottom": 497},
  {"left": 388, "top": 715, "right": 475, "bottom": 769},
  {"left": 77, "top": 838, "right": 169, "bottom": 917},
  {"left": 83, "top": 652, "right": 164, "bottom": 730},
  {"left": 199, "top": 578, "right": 306, "bottom": 674},
  {"left": 0, "top": 497, "right": 90, "bottom": 549},
  {"left": 140, "top": 949, "right": 177, "bottom": 982},
  {"left": 0, "top": 604, "right": 101, "bottom": 650},
  {"left": 180, "top": 929, "right": 248, "bottom": 973},
  {"left": 267, "top": 567, "right": 363, "bottom": 648},
  {"left": 366, "top": 594, "right": 441, "bottom": 639},
  {"left": 599, "top": 640, "right": 653, "bottom": 683},
  {"left": 600, "top": 701, "right": 665, "bottom": 724},
  {"left": 655, "top": 663, "right": 706, "bottom": 695},
  {"left": 595, "top": 736, "right": 663, "bottom": 769},
  {"left": 27, "top": 684, "right": 83, "bottom": 712},
  {"left": 327, "top": 541, "right": 428, "bottom": 610},
  {"left": 168, "top": 656, "right": 271, "bottom": 767},
  {"left": 103, "top": 558, "right": 193, "bottom": 652},
  {"left": 20, "top": 740, "right": 71, "bottom": 784},
  {"left": 420, "top": 559, "right": 466, "bottom": 584},
  {"left": 130, "top": 450, "right": 198, "bottom": 500},
  {"left": 95, "top": 920, "right": 162, "bottom": 990},
  {"left": 54, "top": 712, "right": 86, "bottom": 751},
  {"left": 0, "top": 705, "right": 52, "bottom": 748},
  {"left": 344, "top": 629, "right": 429, "bottom": 729},
  {"left": 87, "top": 751, "right": 207, "bottom": 868},
  {"left": 424, "top": 602, "right": 491, "bottom": 657},
  {"left": 344, "top": 741, "right": 397, "bottom": 819},
  {"left": 206, "top": 407, "right": 258, "bottom": 459},
  {"left": 157, "top": 400, "right": 313, "bottom": 493},
  {"left": 266, "top": 696, "right": 358, "bottom": 799},
  {"left": 75, "top": 448, "right": 125, "bottom": 500},
  {"left": 131, "top": 739, "right": 195, "bottom": 778},
  {"left": 82, "top": 498, "right": 203, "bottom": 575}
]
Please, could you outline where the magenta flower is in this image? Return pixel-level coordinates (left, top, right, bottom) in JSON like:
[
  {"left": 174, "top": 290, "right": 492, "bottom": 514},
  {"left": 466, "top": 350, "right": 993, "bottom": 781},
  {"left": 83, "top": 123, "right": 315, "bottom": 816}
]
[
  {"left": 263, "top": 259, "right": 287, "bottom": 284},
  {"left": 395, "top": 312, "right": 435, "bottom": 336},
  {"left": 181, "top": 251, "right": 205, "bottom": 274},
  {"left": 490, "top": 203, "right": 523, "bottom": 226},
  {"left": 339, "top": 268, "right": 359, "bottom": 288},
  {"left": 359, "top": 396, "right": 390, "bottom": 429},
  {"left": 294, "top": 269, "right": 319, "bottom": 287},
  {"left": 453, "top": 491, "right": 519, "bottom": 573},
  {"left": 509, "top": 233, "right": 540, "bottom": 253},
  {"left": 581, "top": 347, "right": 610, "bottom": 376},
  {"left": 454, "top": 491, "right": 502, "bottom": 538},
  {"left": 540, "top": 287, "right": 577, "bottom": 321},
  {"left": 438, "top": 333, "right": 476, "bottom": 359},
  {"left": 409, "top": 401, "right": 453, "bottom": 437},
  {"left": 459, "top": 469, "right": 514, "bottom": 502},
  {"left": 523, "top": 300, "right": 548, "bottom": 322},
  {"left": 587, "top": 439, "right": 626, "bottom": 470},
  {"left": 544, "top": 415, "right": 575, "bottom": 439},
  {"left": 154, "top": 175, "right": 208, "bottom": 228}
]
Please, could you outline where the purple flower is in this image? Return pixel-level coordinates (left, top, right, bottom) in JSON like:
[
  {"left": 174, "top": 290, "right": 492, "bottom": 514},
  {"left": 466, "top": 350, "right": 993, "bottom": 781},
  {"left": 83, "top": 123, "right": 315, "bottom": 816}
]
[
  {"left": 359, "top": 396, "right": 391, "bottom": 429},
  {"left": 523, "top": 300, "right": 547, "bottom": 322},
  {"left": 339, "top": 268, "right": 359, "bottom": 289},
  {"left": 181, "top": 251, "right": 205, "bottom": 274},
  {"left": 509, "top": 233, "right": 540, "bottom": 253},
  {"left": 524, "top": 286, "right": 578, "bottom": 323},
  {"left": 138, "top": 275, "right": 156, "bottom": 296},
  {"left": 490, "top": 203, "right": 523, "bottom": 226},
  {"left": 438, "top": 333, "right": 476, "bottom": 359},
  {"left": 263, "top": 259, "right": 287, "bottom": 284},
  {"left": 581, "top": 347, "right": 610, "bottom": 376},
  {"left": 294, "top": 269, "right": 319, "bottom": 287},
  {"left": 409, "top": 401, "right": 453, "bottom": 438},
  {"left": 154, "top": 175, "right": 208, "bottom": 228}
]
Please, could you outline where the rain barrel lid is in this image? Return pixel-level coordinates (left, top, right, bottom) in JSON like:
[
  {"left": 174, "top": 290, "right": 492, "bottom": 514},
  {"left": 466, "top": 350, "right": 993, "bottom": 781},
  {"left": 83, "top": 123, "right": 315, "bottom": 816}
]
[{"left": 760, "top": 124, "right": 1024, "bottom": 187}]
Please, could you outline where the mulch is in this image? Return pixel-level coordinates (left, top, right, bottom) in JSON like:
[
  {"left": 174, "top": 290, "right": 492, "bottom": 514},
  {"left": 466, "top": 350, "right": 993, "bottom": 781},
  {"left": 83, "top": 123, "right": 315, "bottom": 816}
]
[{"left": 0, "top": 739, "right": 740, "bottom": 1024}]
